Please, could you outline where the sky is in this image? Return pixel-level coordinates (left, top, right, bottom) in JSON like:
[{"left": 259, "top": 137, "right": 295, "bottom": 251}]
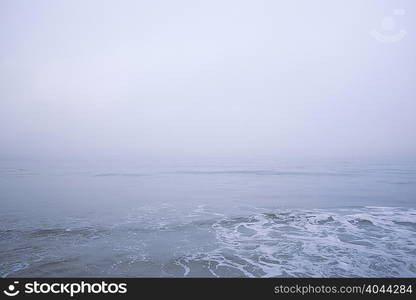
[{"left": 0, "top": 0, "right": 415, "bottom": 161}]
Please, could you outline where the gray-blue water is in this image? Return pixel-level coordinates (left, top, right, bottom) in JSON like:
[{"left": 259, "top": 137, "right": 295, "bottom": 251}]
[{"left": 1, "top": 159, "right": 415, "bottom": 277}]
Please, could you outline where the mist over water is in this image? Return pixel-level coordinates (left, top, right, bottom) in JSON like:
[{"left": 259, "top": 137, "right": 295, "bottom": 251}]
[
  {"left": 1, "top": 0, "right": 416, "bottom": 277},
  {"left": 1, "top": 159, "right": 415, "bottom": 277},
  {"left": 1, "top": 0, "right": 416, "bottom": 161}
]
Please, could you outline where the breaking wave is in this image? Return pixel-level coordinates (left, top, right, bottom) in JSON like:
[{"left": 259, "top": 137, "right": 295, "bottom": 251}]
[{"left": 176, "top": 207, "right": 416, "bottom": 277}]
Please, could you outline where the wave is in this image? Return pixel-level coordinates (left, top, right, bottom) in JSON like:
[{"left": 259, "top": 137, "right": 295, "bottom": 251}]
[
  {"left": 93, "top": 173, "right": 145, "bottom": 177},
  {"left": 175, "top": 207, "right": 416, "bottom": 277},
  {"left": 2, "top": 206, "right": 415, "bottom": 277},
  {"left": 176, "top": 170, "right": 356, "bottom": 177}
]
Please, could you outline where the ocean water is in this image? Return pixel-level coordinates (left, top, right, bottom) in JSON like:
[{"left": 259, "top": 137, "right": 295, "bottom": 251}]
[{"left": 0, "top": 159, "right": 415, "bottom": 277}]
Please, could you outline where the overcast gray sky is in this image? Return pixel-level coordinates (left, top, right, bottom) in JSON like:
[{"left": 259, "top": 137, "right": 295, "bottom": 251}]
[{"left": 0, "top": 0, "right": 415, "bottom": 161}]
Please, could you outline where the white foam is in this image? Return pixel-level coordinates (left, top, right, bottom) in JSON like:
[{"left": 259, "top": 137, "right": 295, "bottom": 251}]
[
  {"left": 179, "top": 207, "right": 416, "bottom": 277},
  {"left": 1, "top": 262, "right": 30, "bottom": 278}
]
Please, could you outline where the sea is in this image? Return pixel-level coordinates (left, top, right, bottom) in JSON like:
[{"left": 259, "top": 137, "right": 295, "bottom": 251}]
[{"left": 1, "top": 158, "right": 415, "bottom": 277}]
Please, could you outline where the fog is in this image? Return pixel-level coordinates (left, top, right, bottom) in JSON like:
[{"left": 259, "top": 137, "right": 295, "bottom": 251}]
[
  {"left": 1, "top": 1, "right": 416, "bottom": 279},
  {"left": 1, "top": 0, "right": 415, "bottom": 161}
]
